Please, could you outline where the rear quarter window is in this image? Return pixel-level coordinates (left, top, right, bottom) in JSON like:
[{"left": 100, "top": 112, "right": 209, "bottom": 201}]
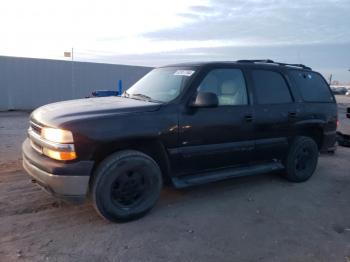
[{"left": 289, "top": 70, "right": 334, "bottom": 102}]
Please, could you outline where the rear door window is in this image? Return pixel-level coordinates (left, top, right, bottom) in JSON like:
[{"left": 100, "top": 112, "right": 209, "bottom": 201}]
[
  {"left": 251, "top": 70, "right": 292, "bottom": 104},
  {"left": 289, "top": 71, "right": 334, "bottom": 102}
]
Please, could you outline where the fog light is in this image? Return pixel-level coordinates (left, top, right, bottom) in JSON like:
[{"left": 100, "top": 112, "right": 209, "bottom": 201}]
[{"left": 43, "top": 148, "right": 77, "bottom": 161}]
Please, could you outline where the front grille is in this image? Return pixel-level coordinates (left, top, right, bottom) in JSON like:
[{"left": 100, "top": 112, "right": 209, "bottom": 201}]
[
  {"left": 29, "top": 121, "right": 43, "bottom": 153},
  {"left": 30, "top": 139, "right": 43, "bottom": 154},
  {"left": 30, "top": 121, "right": 42, "bottom": 135}
]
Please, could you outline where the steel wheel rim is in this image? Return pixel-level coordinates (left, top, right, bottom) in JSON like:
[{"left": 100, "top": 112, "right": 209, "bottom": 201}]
[
  {"left": 295, "top": 147, "right": 312, "bottom": 172},
  {"left": 111, "top": 170, "right": 148, "bottom": 208}
]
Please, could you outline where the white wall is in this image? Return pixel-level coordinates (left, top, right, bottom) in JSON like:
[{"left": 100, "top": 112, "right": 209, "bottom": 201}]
[{"left": 0, "top": 56, "right": 152, "bottom": 110}]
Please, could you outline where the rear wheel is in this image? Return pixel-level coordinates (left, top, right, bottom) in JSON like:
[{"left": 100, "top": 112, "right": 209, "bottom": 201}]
[
  {"left": 283, "top": 136, "right": 319, "bottom": 182},
  {"left": 92, "top": 150, "right": 162, "bottom": 222}
]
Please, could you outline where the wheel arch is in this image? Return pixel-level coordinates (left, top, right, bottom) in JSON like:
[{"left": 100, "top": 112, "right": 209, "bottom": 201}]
[
  {"left": 295, "top": 123, "right": 324, "bottom": 150},
  {"left": 90, "top": 138, "right": 171, "bottom": 185}
]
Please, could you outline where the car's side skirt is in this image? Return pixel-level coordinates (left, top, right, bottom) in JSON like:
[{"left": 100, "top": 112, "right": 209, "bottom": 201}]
[{"left": 171, "top": 161, "right": 284, "bottom": 188}]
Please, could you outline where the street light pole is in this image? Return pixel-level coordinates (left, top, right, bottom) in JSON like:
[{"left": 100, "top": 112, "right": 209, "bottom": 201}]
[{"left": 328, "top": 74, "right": 333, "bottom": 85}]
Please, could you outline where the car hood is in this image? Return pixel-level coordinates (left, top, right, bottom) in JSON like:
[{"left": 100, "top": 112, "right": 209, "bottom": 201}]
[{"left": 31, "top": 96, "right": 162, "bottom": 127}]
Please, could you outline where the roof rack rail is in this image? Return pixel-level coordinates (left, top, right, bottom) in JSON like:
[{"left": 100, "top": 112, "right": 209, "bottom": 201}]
[
  {"left": 237, "top": 59, "right": 274, "bottom": 63},
  {"left": 275, "top": 62, "right": 312, "bottom": 70},
  {"left": 236, "top": 59, "right": 312, "bottom": 70}
]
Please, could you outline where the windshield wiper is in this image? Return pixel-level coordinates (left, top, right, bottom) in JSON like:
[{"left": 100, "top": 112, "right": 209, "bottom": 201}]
[
  {"left": 131, "top": 93, "right": 162, "bottom": 103},
  {"left": 122, "top": 91, "right": 130, "bottom": 98},
  {"left": 132, "top": 93, "right": 152, "bottom": 100}
]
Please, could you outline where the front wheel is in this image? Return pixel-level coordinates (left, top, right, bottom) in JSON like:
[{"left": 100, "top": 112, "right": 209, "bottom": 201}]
[
  {"left": 92, "top": 150, "right": 162, "bottom": 222},
  {"left": 283, "top": 136, "right": 319, "bottom": 182}
]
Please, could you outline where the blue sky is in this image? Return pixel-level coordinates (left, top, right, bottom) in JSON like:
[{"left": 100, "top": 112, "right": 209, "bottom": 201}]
[{"left": 1, "top": 0, "right": 349, "bottom": 82}]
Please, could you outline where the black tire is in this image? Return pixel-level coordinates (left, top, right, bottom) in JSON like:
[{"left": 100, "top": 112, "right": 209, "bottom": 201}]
[
  {"left": 92, "top": 150, "right": 162, "bottom": 222},
  {"left": 283, "top": 136, "right": 319, "bottom": 182}
]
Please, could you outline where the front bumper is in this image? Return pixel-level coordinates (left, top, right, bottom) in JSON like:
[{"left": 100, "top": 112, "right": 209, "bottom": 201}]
[
  {"left": 337, "top": 131, "right": 350, "bottom": 147},
  {"left": 22, "top": 139, "right": 93, "bottom": 203}
]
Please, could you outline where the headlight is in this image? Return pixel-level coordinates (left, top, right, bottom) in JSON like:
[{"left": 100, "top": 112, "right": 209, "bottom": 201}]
[
  {"left": 41, "top": 128, "right": 74, "bottom": 143},
  {"left": 40, "top": 128, "right": 76, "bottom": 160}
]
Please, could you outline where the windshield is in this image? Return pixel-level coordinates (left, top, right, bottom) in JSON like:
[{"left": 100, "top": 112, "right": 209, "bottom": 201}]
[{"left": 124, "top": 67, "right": 195, "bottom": 103}]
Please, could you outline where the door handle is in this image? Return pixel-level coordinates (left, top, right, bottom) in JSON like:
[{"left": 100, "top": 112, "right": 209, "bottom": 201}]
[
  {"left": 245, "top": 115, "right": 253, "bottom": 122},
  {"left": 288, "top": 112, "right": 297, "bottom": 119}
]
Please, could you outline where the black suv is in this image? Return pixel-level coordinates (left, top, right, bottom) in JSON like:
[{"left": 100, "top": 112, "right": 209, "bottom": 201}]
[{"left": 22, "top": 60, "right": 337, "bottom": 222}]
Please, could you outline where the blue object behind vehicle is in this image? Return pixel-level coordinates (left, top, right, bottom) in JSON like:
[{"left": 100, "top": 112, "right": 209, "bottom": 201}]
[
  {"left": 118, "top": 79, "right": 123, "bottom": 95},
  {"left": 90, "top": 80, "right": 123, "bottom": 98},
  {"left": 91, "top": 90, "right": 119, "bottom": 97}
]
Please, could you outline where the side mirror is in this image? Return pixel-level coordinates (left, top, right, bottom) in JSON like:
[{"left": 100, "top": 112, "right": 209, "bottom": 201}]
[{"left": 191, "top": 92, "right": 218, "bottom": 108}]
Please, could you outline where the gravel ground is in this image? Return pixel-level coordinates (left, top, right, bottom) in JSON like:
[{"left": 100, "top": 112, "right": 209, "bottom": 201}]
[{"left": 0, "top": 97, "right": 350, "bottom": 262}]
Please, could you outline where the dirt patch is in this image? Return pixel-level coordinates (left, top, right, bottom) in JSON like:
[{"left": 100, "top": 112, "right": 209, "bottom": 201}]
[{"left": 1, "top": 111, "right": 350, "bottom": 262}]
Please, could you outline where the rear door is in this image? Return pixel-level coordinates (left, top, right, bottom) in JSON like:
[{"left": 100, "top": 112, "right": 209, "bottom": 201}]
[
  {"left": 288, "top": 70, "right": 338, "bottom": 150},
  {"left": 249, "top": 69, "right": 297, "bottom": 161}
]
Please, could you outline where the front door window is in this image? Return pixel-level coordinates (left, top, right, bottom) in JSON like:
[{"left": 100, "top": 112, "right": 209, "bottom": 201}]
[{"left": 198, "top": 69, "right": 248, "bottom": 106}]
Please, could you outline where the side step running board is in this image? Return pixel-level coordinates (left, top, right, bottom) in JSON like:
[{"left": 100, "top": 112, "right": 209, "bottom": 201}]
[{"left": 171, "top": 162, "right": 284, "bottom": 188}]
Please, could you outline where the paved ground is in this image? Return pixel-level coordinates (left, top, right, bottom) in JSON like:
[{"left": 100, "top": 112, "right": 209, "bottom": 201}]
[{"left": 0, "top": 97, "right": 350, "bottom": 262}]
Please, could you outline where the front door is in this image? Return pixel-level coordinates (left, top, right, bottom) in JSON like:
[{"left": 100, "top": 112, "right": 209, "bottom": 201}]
[{"left": 176, "top": 68, "right": 255, "bottom": 175}]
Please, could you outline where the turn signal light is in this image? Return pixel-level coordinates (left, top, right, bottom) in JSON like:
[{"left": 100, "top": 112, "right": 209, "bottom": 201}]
[{"left": 43, "top": 148, "right": 77, "bottom": 161}]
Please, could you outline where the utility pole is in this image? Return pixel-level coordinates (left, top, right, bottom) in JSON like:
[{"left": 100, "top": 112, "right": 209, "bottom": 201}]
[
  {"left": 71, "top": 47, "right": 75, "bottom": 98},
  {"left": 64, "top": 49, "right": 75, "bottom": 98}
]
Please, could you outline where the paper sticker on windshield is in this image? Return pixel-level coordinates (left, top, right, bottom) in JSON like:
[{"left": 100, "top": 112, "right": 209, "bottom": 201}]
[{"left": 174, "top": 70, "right": 195, "bottom": 77}]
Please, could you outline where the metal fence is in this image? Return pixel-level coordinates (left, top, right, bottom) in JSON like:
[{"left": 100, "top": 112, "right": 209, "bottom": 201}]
[{"left": 0, "top": 56, "right": 152, "bottom": 110}]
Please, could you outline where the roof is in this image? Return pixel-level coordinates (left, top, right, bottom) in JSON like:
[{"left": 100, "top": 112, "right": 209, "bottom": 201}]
[{"left": 163, "top": 59, "right": 312, "bottom": 71}]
